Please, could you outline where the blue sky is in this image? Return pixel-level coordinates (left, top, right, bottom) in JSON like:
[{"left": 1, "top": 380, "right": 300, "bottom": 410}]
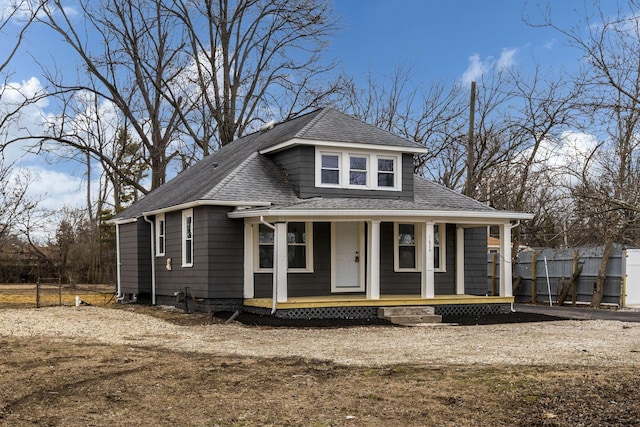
[
  {"left": 0, "top": 0, "right": 628, "bottom": 213},
  {"left": 330, "top": 0, "right": 606, "bottom": 85}
]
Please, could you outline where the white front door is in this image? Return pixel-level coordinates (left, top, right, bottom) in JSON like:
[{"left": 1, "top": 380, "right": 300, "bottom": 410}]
[{"left": 332, "top": 222, "right": 364, "bottom": 292}]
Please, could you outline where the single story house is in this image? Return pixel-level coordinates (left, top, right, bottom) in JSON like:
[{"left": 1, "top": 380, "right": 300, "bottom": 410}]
[{"left": 109, "top": 108, "right": 532, "bottom": 318}]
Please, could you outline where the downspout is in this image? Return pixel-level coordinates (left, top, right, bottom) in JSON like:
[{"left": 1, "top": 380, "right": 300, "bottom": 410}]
[
  {"left": 259, "top": 216, "right": 277, "bottom": 314},
  {"left": 510, "top": 220, "right": 521, "bottom": 312},
  {"left": 143, "top": 215, "right": 157, "bottom": 305},
  {"left": 115, "top": 223, "right": 124, "bottom": 302}
]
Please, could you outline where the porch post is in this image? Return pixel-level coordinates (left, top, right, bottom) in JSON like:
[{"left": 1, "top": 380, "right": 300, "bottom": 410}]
[
  {"left": 243, "top": 223, "right": 254, "bottom": 298},
  {"left": 499, "top": 223, "right": 513, "bottom": 297},
  {"left": 421, "top": 221, "right": 435, "bottom": 298},
  {"left": 366, "top": 220, "right": 381, "bottom": 299},
  {"left": 456, "top": 226, "right": 465, "bottom": 295},
  {"left": 275, "top": 222, "right": 288, "bottom": 302}
]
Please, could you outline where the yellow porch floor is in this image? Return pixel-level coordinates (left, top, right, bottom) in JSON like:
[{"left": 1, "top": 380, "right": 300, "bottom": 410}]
[{"left": 244, "top": 294, "right": 514, "bottom": 310}]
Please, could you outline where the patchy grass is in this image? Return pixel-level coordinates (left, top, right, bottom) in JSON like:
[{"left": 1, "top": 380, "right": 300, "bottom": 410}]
[
  {"left": 0, "top": 283, "right": 115, "bottom": 308},
  {"left": 0, "top": 336, "right": 638, "bottom": 426}
]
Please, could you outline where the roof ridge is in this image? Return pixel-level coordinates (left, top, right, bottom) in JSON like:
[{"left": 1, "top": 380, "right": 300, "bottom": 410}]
[
  {"left": 294, "top": 107, "right": 331, "bottom": 138},
  {"left": 203, "top": 151, "right": 260, "bottom": 200}
]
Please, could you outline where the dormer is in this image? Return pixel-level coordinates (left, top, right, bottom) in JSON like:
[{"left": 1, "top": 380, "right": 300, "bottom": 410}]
[{"left": 258, "top": 108, "right": 428, "bottom": 200}]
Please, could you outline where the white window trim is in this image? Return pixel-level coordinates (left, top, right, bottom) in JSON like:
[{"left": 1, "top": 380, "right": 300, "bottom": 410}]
[
  {"left": 317, "top": 152, "right": 342, "bottom": 188},
  {"left": 253, "top": 221, "right": 314, "bottom": 273},
  {"left": 377, "top": 155, "right": 399, "bottom": 189},
  {"left": 182, "top": 209, "right": 193, "bottom": 268},
  {"left": 155, "top": 213, "right": 165, "bottom": 257},
  {"left": 346, "top": 153, "right": 370, "bottom": 189},
  {"left": 394, "top": 223, "right": 422, "bottom": 272},
  {"left": 315, "top": 147, "right": 402, "bottom": 191},
  {"left": 434, "top": 224, "right": 446, "bottom": 272},
  {"left": 393, "top": 222, "right": 446, "bottom": 272}
]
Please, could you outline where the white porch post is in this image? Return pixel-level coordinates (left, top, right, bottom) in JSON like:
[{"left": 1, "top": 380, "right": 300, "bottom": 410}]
[
  {"left": 421, "top": 221, "right": 435, "bottom": 298},
  {"left": 366, "top": 220, "right": 381, "bottom": 299},
  {"left": 499, "top": 223, "right": 513, "bottom": 297},
  {"left": 243, "top": 223, "right": 254, "bottom": 298},
  {"left": 456, "top": 226, "right": 465, "bottom": 295},
  {"left": 275, "top": 222, "right": 288, "bottom": 303}
]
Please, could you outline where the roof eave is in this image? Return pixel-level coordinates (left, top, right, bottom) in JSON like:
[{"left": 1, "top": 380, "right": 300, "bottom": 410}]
[
  {"left": 259, "top": 137, "right": 429, "bottom": 155},
  {"left": 142, "top": 200, "right": 272, "bottom": 217},
  {"left": 106, "top": 217, "right": 138, "bottom": 225},
  {"left": 228, "top": 208, "right": 534, "bottom": 223}
]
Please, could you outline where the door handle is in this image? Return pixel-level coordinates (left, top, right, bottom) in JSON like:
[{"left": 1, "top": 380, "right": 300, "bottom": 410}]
[{"left": 355, "top": 251, "right": 360, "bottom": 263}]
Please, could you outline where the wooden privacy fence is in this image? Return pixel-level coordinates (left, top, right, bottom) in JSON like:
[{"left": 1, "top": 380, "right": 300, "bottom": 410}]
[{"left": 488, "top": 245, "right": 628, "bottom": 307}]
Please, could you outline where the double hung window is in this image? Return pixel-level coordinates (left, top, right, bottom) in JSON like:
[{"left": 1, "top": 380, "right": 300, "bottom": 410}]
[
  {"left": 349, "top": 156, "right": 368, "bottom": 186},
  {"left": 394, "top": 222, "right": 446, "bottom": 272},
  {"left": 320, "top": 154, "right": 340, "bottom": 185},
  {"left": 156, "top": 214, "right": 165, "bottom": 256},
  {"left": 182, "top": 209, "right": 193, "bottom": 267},
  {"left": 256, "top": 222, "right": 313, "bottom": 272},
  {"left": 377, "top": 157, "right": 396, "bottom": 187}
]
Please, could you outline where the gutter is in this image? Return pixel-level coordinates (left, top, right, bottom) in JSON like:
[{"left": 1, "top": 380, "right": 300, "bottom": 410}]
[
  {"left": 115, "top": 223, "right": 124, "bottom": 302},
  {"left": 143, "top": 215, "right": 157, "bottom": 305},
  {"left": 259, "top": 216, "right": 278, "bottom": 314}
]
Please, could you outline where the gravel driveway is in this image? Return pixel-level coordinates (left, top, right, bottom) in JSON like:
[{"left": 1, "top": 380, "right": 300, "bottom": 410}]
[{"left": 2, "top": 306, "right": 640, "bottom": 367}]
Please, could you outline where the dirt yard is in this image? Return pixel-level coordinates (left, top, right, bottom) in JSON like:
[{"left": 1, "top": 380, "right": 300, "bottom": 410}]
[{"left": 1, "top": 300, "right": 640, "bottom": 425}]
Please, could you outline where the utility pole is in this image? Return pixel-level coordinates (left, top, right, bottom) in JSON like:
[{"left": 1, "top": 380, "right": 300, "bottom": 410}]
[{"left": 465, "top": 81, "right": 476, "bottom": 197}]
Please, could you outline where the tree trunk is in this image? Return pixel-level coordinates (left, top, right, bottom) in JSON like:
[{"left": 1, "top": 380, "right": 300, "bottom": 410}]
[{"left": 591, "top": 239, "right": 614, "bottom": 307}]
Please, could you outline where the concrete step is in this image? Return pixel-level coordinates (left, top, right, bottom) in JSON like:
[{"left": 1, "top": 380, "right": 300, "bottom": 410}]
[
  {"left": 383, "top": 314, "right": 443, "bottom": 325},
  {"left": 377, "top": 306, "right": 436, "bottom": 318},
  {"left": 378, "top": 306, "right": 442, "bottom": 326}
]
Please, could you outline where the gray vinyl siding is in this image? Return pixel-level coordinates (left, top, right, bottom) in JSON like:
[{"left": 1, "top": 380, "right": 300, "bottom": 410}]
[
  {"left": 379, "top": 223, "right": 457, "bottom": 295},
  {"left": 288, "top": 222, "right": 331, "bottom": 296},
  {"left": 379, "top": 222, "right": 420, "bottom": 294},
  {"left": 118, "top": 221, "right": 151, "bottom": 297},
  {"left": 271, "top": 147, "right": 414, "bottom": 200},
  {"left": 154, "top": 206, "right": 244, "bottom": 300},
  {"left": 254, "top": 222, "right": 332, "bottom": 298},
  {"left": 204, "top": 207, "right": 244, "bottom": 298},
  {"left": 464, "top": 227, "right": 488, "bottom": 295}
]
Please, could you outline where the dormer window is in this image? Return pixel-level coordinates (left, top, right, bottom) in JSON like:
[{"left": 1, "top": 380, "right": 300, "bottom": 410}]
[
  {"left": 349, "top": 155, "right": 368, "bottom": 186},
  {"left": 320, "top": 153, "right": 340, "bottom": 185},
  {"left": 377, "top": 157, "right": 396, "bottom": 187},
  {"left": 315, "top": 148, "right": 401, "bottom": 191}
]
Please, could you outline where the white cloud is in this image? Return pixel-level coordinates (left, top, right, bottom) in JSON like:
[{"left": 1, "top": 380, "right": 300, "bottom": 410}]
[
  {"left": 461, "top": 54, "right": 488, "bottom": 85},
  {"left": 497, "top": 48, "right": 518, "bottom": 71},
  {"left": 461, "top": 47, "right": 519, "bottom": 84},
  {"left": 461, "top": 48, "right": 518, "bottom": 85},
  {"left": 14, "top": 166, "right": 88, "bottom": 211}
]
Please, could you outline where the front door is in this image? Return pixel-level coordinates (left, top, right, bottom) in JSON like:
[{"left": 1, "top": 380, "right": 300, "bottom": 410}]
[{"left": 332, "top": 222, "right": 364, "bottom": 292}]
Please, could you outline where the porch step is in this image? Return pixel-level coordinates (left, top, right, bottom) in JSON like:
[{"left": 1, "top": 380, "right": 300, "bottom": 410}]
[{"left": 378, "top": 306, "right": 442, "bottom": 326}]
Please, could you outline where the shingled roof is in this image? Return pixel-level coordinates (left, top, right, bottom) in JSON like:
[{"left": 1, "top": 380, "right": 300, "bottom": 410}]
[{"left": 111, "top": 107, "right": 530, "bottom": 223}]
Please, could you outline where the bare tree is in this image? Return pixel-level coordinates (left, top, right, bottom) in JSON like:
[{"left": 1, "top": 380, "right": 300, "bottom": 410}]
[
  {"left": 536, "top": 1, "right": 640, "bottom": 305},
  {"left": 484, "top": 67, "right": 583, "bottom": 251},
  {"left": 168, "top": 0, "right": 346, "bottom": 149},
  {"left": 340, "top": 65, "right": 468, "bottom": 182},
  {"left": 26, "top": 0, "right": 343, "bottom": 192},
  {"left": 0, "top": 1, "right": 45, "bottom": 142}
]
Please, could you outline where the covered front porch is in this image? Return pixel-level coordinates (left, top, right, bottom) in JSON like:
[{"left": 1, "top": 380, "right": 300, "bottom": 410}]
[{"left": 229, "top": 211, "right": 525, "bottom": 306}]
